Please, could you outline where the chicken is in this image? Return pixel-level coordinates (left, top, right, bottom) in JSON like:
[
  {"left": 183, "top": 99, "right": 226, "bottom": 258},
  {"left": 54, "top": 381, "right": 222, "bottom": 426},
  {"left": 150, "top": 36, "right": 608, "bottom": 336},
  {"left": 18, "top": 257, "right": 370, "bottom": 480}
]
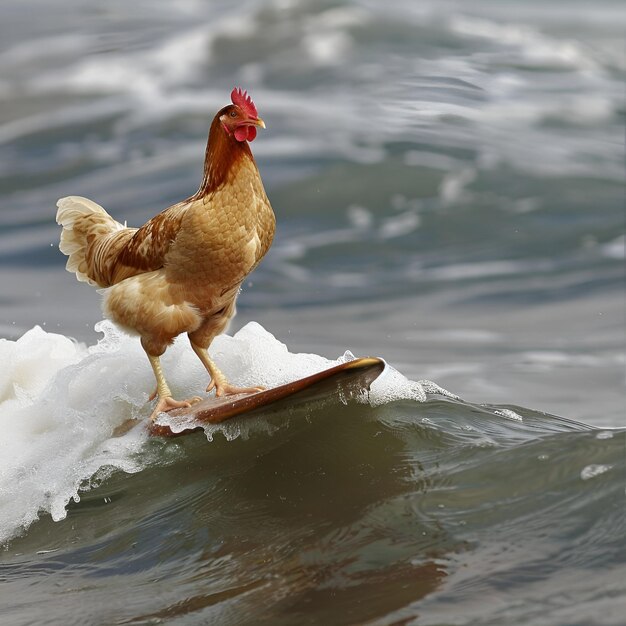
[{"left": 56, "top": 88, "right": 275, "bottom": 420}]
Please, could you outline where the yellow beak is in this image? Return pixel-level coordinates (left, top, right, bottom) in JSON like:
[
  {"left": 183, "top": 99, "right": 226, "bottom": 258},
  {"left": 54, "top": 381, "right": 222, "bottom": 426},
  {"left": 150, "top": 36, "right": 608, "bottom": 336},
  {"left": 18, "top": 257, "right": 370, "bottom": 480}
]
[{"left": 254, "top": 117, "right": 266, "bottom": 129}]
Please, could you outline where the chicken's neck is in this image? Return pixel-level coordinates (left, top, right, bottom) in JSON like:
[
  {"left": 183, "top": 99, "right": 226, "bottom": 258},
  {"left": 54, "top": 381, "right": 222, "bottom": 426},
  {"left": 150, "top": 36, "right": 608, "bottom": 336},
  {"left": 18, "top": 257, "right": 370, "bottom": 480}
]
[{"left": 193, "top": 116, "right": 255, "bottom": 199}]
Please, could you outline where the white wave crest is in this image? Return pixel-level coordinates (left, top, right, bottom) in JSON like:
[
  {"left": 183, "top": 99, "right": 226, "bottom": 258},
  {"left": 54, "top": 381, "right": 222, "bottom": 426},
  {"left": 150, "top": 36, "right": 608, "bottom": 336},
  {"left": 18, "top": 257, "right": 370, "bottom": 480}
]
[{"left": 0, "top": 319, "right": 451, "bottom": 544}]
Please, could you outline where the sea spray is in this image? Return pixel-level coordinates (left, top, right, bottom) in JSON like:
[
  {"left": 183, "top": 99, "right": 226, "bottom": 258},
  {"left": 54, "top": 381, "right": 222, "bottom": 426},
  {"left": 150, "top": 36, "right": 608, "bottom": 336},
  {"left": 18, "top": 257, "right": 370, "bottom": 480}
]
[{"left": 0, "top": 320, "right": 451, "bottom": 544}]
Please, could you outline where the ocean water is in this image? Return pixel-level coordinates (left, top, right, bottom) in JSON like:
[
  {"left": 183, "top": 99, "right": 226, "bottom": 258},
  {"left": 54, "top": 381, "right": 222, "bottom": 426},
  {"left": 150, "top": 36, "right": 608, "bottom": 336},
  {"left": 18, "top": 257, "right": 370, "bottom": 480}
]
[{"left": 0, "top": 0, "right": 624, "bottom": 624}]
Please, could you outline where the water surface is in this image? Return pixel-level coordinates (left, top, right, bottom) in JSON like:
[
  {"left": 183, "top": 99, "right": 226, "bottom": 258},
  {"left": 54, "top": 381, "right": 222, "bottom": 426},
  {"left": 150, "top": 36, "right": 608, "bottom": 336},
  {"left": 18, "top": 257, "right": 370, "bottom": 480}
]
[{"left": 0, "top": 1, "right": 624, "bottom": 624}]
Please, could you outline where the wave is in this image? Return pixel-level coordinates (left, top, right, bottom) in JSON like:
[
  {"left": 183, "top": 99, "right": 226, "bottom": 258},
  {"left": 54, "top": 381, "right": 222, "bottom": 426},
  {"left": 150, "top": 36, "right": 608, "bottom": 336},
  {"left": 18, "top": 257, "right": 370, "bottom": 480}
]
[
  {"left": 0, "top": 319, "right": 445, "bottom": 545},
  {"left": 1, "top": 320, "right": 622, "bottom": 550},
  {"left": 1, "top": 0, "right": 622, "bottom": 183}
]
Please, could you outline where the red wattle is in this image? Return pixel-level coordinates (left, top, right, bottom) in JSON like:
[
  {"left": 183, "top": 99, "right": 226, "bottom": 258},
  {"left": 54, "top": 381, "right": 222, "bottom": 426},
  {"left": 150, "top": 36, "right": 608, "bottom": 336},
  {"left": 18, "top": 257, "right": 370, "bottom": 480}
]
[
  {"left": 234, "top": 126, "right": 248, "bottom": 142},
  {"left": 234, "top": 125, "right": 257, "bottom": 142}
]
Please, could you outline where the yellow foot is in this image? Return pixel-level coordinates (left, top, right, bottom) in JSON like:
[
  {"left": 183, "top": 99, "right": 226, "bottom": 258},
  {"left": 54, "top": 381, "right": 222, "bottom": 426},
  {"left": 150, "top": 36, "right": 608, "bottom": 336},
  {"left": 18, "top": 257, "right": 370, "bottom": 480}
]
[
  {"left": 206, "top": 379, "right": 265, "bottom": 397},
  {"left": 149, "top": 395, "right": 202, "bottom": 421}
]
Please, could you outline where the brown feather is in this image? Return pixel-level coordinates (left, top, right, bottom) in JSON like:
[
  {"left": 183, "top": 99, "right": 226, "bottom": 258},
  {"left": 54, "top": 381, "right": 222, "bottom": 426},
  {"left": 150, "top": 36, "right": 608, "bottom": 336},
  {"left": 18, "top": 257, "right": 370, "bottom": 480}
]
[
  {"left": 57, "top": 100, "right": 275, "bottom": 359},
  {"left": 192, "top": 105, "right": 253, "bottom": 199},
  {"left": 109, "top": 202, "right": 188, "bottom": 283}
]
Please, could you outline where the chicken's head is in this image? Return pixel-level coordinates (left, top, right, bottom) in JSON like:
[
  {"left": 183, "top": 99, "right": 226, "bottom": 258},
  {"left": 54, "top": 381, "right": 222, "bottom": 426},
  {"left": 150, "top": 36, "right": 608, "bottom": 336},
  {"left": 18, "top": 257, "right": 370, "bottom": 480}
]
[{"left": 219, "top": 88, "right": 266, "bottom": 143}]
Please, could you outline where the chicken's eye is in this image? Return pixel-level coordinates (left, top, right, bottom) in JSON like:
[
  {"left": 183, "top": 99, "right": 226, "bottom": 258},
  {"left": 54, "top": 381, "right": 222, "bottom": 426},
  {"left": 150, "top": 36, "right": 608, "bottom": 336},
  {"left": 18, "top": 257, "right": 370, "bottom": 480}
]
[{"left": 229, "top": 110, "right": 237, "bottom": 118}]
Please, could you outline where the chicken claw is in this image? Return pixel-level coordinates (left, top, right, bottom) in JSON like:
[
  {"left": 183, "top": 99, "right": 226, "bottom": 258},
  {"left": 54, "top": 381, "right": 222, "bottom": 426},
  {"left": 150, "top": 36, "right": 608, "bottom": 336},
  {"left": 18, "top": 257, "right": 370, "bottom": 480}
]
[
  {"left": 149, "top": 395, "right": 203, "bottom": 420},
  {"left": 190, "top": 341, "right": 263, "bottom": 397},
  {"left": 206, "top": 378, "right": 264, "bottom": 397},
  {"left": 146, "top": 353, "right": 204, "bottom": 420},
  {"left": 150, "top": 396, "right": 191, "bottom": 419}
]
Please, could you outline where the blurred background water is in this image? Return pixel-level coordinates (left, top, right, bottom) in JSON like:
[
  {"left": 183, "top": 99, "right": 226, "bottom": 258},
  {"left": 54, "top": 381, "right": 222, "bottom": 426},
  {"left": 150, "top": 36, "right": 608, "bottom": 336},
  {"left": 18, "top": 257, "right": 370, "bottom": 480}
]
[{"left": 0, "top": 1, "right": 624, "bottom": 624}]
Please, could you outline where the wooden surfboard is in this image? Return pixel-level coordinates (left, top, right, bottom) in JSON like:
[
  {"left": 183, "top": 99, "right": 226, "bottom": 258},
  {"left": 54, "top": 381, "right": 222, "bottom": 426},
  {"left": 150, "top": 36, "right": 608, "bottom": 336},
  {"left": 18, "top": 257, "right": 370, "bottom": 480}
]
[{"left": 148, "top": 357, "right": 385, "bottom": 437}]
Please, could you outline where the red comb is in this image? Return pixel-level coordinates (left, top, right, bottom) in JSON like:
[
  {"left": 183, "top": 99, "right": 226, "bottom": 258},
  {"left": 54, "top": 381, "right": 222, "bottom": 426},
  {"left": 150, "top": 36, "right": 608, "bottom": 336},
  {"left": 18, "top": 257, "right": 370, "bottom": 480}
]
[{"left": 231, "top": 87, "right": 258, "bottom": 118}]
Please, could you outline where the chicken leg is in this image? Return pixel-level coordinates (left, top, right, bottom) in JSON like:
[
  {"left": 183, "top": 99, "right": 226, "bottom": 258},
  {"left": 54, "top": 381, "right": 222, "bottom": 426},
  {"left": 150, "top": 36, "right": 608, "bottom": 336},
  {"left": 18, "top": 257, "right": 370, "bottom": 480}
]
[
  {"left": 147, "top": 353, "right": 196, "bottom": 420},
  {"left": 190, "top": 342, "right": 263, "bottom": 397}
]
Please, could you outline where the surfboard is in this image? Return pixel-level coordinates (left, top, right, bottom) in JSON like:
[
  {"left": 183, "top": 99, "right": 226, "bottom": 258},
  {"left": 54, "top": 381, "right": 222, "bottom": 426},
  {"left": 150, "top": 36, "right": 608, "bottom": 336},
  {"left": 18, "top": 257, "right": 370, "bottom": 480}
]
[{"left": 148, "top": 357, "right": 385, "bottom": 437}]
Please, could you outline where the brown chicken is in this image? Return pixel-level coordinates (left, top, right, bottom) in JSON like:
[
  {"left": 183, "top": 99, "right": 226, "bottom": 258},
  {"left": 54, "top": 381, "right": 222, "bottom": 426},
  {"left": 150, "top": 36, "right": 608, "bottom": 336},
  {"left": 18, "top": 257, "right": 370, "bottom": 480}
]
[{"left": 56, "top": 88, "right": 275, "bottom": 420}]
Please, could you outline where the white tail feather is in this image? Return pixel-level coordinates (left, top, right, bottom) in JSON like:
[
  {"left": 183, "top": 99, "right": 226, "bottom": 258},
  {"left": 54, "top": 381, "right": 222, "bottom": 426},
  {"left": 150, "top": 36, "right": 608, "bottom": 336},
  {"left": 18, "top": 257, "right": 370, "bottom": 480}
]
[{"left": 56, "top": 196, "right": 124, "bottom": 286}]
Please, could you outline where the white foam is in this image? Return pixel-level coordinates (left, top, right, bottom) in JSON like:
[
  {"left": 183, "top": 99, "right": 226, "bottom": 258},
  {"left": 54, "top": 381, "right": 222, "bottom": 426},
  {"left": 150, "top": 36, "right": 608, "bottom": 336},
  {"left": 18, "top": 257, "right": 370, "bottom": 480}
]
[
  {"left": 0, "top": 320, "right": 454, "bottom": 544},
  {"left": 494, "top": 408, "right": 524, "bottom": 422},
  {"left": 378, "top": 211, "right": 421, "bottom": 240},
  {"left": 367, "top": 367, "right": 459, "bottom": 407},
  {"left": 439, "top": 167, "right": 476, "bottom": 206},
  {"left": 0, "top": 324, "right": 154, "bottom": 545},
  {"left": 449, "top": 15, "right": 598, "bottom": 72},
  {"left": 595, "top": 431, "right": 614, "bottom": 440},
  {"left": 0, "top": 0, "right": 621, "bottom": 186},
  {"left": 580, "top": 464, "right": 612, "bottom": 481},
  {"left": 421, "top": 259, "right": 550, "bottom": 281},
  {"left": 601, "top": 235, "right": 625, "bottom": 260}
]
